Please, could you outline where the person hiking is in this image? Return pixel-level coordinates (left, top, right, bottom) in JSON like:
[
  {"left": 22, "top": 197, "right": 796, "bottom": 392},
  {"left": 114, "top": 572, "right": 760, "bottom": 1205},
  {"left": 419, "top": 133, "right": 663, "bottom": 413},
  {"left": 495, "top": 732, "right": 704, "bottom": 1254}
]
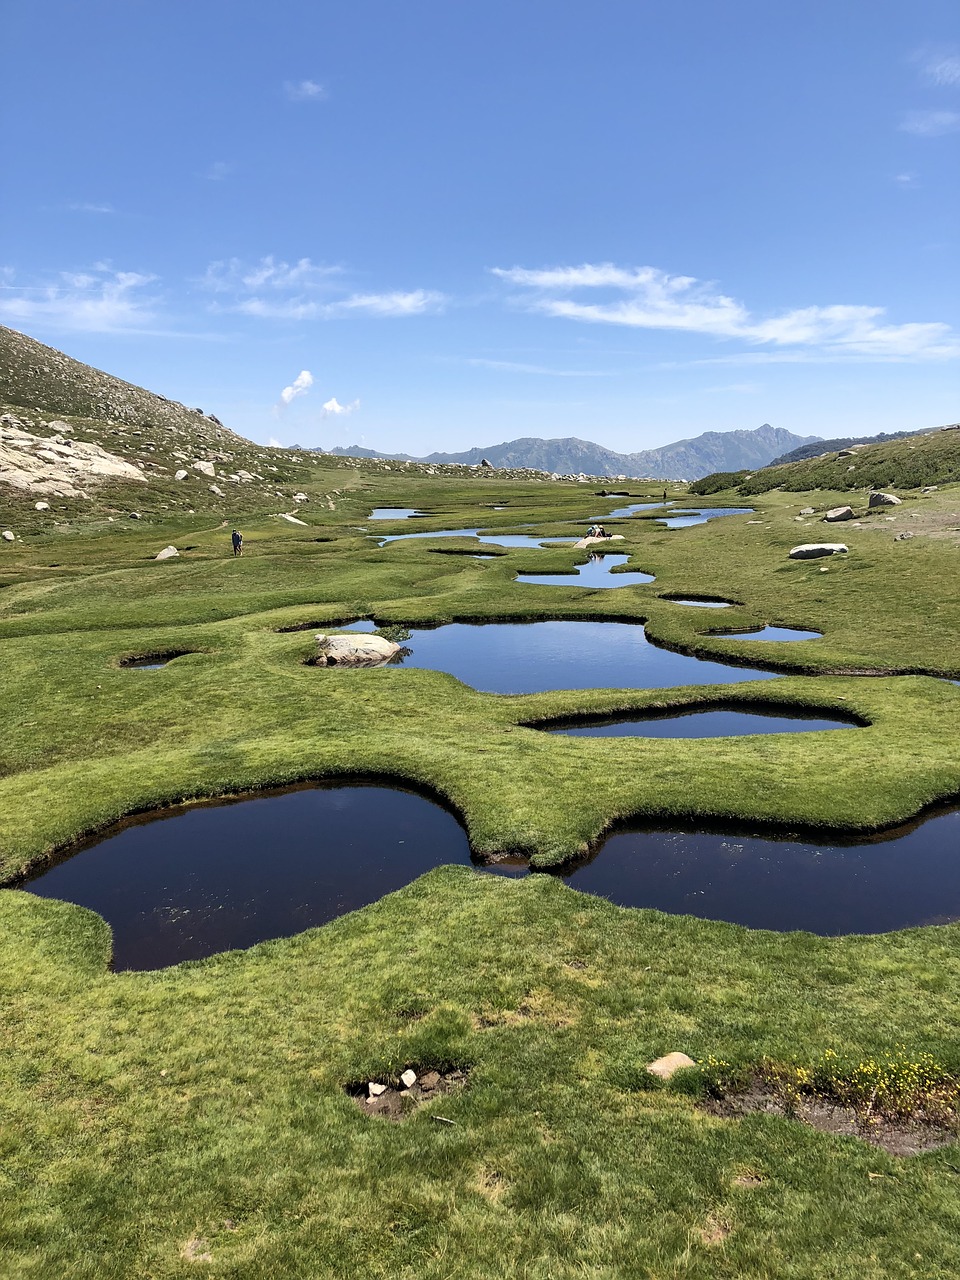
[{"left": 231, "top": 529, "right": 243, "bottom": 556}]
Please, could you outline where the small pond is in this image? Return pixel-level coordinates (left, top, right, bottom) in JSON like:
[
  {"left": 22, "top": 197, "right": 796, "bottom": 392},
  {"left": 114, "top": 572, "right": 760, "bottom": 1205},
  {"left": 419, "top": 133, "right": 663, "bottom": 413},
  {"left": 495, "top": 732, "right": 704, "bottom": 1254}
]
[
  {"left": 543, "top": 704, "right": 859, "bottom": 739},
  {"left": 598, "top": 501, "right": 669, "bottom": 518},
  {"left": 711, "top": 626, "right": 822, "bottom": 642},
  {"left": 376, "top": 528, "right": 580, "bottom": 549},
  {"left": 664, "top": 598, "right": 735, "bottom": 608},
  {"left": 121, "top": 652, "right": 195, "bottom": 670},
  {"left": 342, "top": 619, "right": 782, "bottom": 693},
  {"left": 656, "top": 507, "right": 754, "bottom": 529},
  {"left": 368, "top": 508, "right": 428, "bottom": 520},
  {"left": 516, "top": 554, "right": 654, "bottom": 589},
  {"left": 21, "top": 785, "right": 960, "bottom": 969}
]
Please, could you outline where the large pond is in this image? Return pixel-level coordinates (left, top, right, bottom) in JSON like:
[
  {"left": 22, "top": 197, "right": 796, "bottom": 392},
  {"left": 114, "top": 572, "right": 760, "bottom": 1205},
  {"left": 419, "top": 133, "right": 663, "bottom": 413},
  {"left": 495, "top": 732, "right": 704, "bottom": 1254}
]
[
  {"left": 516, "top": 554, "right": 654, "bottom": 589},
  {"left": 368, "top": 508, "right": 428, "bottom": 520},
  {"left": 21, "top": 785, "right": 960, "bottom": 969},
  {"left": 343, "top": 619, "right": 784, "bottom": 693}
]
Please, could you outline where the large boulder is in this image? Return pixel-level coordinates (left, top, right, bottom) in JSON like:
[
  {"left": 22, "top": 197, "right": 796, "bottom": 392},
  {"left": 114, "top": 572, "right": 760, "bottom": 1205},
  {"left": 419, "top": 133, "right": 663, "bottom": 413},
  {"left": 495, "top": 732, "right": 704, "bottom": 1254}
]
[
  {"left": 869, "top": 491, "right": 902, "bottom": 507},
  {"left": 823, "top": 506, "right": 854, "bottom": 522},
  {"left": 789, "top": 543, "right": 848, "bottom": 560},
  {"left": 155, "top": 546, "right": 180, "bottom": 560},
  {"left": 314, "top": 632, "right": 401, "bottom": 667}
]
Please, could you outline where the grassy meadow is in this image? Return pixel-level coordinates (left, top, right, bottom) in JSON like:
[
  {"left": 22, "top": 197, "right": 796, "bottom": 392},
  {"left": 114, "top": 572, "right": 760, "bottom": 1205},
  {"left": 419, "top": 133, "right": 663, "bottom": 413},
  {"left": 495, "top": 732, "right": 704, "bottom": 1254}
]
[{"left": 3, "top": 449, "right": 960, "bottom": 1278}]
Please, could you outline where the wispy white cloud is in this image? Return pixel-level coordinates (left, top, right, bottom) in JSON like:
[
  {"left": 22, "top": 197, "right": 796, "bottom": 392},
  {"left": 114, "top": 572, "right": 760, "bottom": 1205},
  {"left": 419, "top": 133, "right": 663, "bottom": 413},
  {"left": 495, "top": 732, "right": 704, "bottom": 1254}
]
[
  {"left": 66, "top": 201, "right": 115, "bottom": 214},
  {"left": 703, "top": 381, "right": 762, "bottom": 393},
  {"left": 899, "top": 109, "right": 960, "bottom": 136},
  {"left": 491, "top": 262, "right": 960, "bottom": 361},
  {"left": 321, "top": 396, "right": 359, "bottom": 417},
  {"left": 204, "top": 160, "right": 232, "bottom": 181},
  {"left": 911, "top": 47, "right": 960, "bottom": 87},
  {"left": 893, "top": 171, "right": 918, "bottom": 188},
  {"left": 0, "top": 264, "right": 161, "bottom": 333},
  {"left": 200, "top": 256, "right": 445, "bottom": 320},
  {"left": 466, "top": 357, "right": 613, "bottom": 376},
  {"left": 279, "top": 369, "right": 314, "bottom": 406},
  {"left": 284, "top": 79, "right": 327, "bottom": 102}
]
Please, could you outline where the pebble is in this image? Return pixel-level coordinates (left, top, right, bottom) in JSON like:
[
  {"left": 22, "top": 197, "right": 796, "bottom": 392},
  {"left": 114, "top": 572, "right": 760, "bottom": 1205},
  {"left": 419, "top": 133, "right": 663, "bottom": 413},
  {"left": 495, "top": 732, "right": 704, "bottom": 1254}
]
[{"left": 400, "top": 1069, "right": 418, "bottom": 1088}]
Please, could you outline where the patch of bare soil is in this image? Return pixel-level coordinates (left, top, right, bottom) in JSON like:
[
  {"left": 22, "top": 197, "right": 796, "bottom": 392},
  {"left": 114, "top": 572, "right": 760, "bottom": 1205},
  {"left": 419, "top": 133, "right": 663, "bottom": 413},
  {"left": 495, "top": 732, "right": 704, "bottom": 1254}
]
[
  {"left": 346, "top": 1066, "right": 468, "bottom": 1121},
  {"left": 703, "top": 1082, "right": 958, "bottom": 1156}
]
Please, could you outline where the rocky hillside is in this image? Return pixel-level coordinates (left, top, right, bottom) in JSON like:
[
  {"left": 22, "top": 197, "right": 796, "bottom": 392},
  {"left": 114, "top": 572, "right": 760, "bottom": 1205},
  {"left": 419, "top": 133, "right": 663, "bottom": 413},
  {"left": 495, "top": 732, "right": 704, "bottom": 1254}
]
[
  {"left": 331, "top": 424, "right": 820, "bottom": 480},
  {"left": 768, "top": 427, "right": 934, "bottom": 467},
  {"left": 735, "top": 427, "right": 960, "bottom": 494}
]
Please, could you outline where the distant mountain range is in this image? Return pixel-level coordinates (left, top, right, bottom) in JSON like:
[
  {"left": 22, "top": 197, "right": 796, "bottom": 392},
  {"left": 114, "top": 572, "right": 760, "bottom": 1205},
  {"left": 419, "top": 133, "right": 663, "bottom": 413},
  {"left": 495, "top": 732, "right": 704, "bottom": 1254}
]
[{"left": 328, "top": 424, "right": 821, "bottom": 481}]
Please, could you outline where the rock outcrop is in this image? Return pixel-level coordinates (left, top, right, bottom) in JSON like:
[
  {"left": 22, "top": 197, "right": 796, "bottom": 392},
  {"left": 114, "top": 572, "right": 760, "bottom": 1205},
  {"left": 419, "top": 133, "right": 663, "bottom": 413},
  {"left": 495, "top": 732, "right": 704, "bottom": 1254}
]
[
  {"left": 823, "top": 506, "right": 854, "bottom": 522},
  {"left": 869, "top": 492, "right": 902, "bottom": 507},
  {"left": 0, "top": 414, "right": 146, "bottom": 497}
]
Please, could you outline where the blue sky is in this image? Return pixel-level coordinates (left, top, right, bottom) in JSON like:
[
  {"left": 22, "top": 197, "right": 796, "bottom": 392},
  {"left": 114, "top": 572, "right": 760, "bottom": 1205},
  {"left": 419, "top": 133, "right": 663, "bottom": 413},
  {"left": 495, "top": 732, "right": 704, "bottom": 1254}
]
[{"left": 2, "top": 0, "right": 957, "bottom": 453}]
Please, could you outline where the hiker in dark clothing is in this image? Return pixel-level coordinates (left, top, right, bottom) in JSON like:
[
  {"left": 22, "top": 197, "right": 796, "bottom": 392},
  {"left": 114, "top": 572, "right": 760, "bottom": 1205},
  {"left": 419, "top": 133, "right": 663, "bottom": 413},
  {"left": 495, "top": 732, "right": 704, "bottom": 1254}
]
[{"left": 231, "top": 529, "right": 243, "bottom": 556}]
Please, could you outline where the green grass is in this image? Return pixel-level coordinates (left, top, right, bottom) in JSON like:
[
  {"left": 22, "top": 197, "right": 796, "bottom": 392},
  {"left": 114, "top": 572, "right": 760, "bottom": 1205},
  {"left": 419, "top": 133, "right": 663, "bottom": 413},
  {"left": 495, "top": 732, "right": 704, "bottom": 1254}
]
[{"left": 3, "top": 450, "right": 960, "bottom": 1276}]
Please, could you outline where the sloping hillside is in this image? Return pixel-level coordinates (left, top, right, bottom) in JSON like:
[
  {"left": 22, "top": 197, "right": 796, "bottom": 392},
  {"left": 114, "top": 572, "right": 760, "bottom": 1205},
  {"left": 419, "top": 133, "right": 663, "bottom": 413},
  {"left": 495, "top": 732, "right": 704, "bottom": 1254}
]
[
  {"left": 768, "top": 428, "right": 934, "bottom": 467},
  {"left": 737, "top": 427, "right": 960, "bottom": 494}
]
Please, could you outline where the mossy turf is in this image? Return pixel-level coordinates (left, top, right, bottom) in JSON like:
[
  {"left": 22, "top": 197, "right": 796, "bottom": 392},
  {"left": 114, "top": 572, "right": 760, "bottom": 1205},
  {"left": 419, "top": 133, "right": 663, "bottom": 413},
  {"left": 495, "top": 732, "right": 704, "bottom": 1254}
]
[{"left": 2, "top": 460, "right": 960, "bottom": 1277}]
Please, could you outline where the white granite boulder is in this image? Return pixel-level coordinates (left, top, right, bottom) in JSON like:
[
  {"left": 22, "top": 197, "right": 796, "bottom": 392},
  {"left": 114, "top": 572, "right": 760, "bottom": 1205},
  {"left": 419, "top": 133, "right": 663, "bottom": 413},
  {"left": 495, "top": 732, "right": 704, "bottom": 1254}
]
[
  {"left": 823, "top": 506, "right": 854, "bottom": 522},
  {"left": 155, "top": 546, "right": 180, "bottom": 560},
  {"left": 314, "top": 632, "right": 401, "bottom": 666},
  {"left": 868, "top": 491, "right": 902, "bottom": 507},
  {"left": 789, "top": 543, "right": 848, "bottom": 560}
]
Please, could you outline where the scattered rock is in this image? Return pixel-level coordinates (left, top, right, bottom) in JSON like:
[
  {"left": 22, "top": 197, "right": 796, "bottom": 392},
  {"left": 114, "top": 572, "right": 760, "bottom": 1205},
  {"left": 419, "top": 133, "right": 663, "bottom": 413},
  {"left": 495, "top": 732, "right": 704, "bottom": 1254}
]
[
  {"left": 155, "top": 546, "right": 180, "bottom": 560},
  {"left": 277, "top": 513, "right": 307, "bottom": 525},
  {"left": 480, "top": 458, "right": 493, "bottom": 468},
  {"left": 823, "top": 506, "right": 854, "bottom": 522},
  {"left": 895, "top": 532, "right": 915, "bottom": 541},
  {"left": 647, "top": 1052, "right": 696, "bottom": 1080},
  {"left": 869, "top": 491, "right": 902, "bottom": 507},
  {"left": 181, "top": 1237, "right": 213, "bottom": 1263},
  {"left": 208, "top": 484, "right": 224, "bottom": 497},
  {"left": 192, "top": 459, "right": 216, "bottom": 477},
  {"left": 799, "top": 507, "right": 815, "bottom": 515},
  {"left": 923, "top": 486, "right": 939, "bottom": 493},
  {"left": 1, "top": 530, "right": 14, "bottom": 542},
  {"left": 789, "top": 543, "right": 848, "bottom": 560},
  {"left": 129, "top": 512, "right": 141, "bottom": 520},
  {"left": 400, "top": 1069, "right": 418, "bottom": 1088},
  {"left": 34, "top": 501, "right": 50, "bottom": 511},
  {"left": 292, "top": 492, "right": 308, "bottom": 502},
  {"left": 348, "top": 1066, "right": 468, "bottom": 1121},
  {"left": 174, "top": 469, "right": 189, "bottom": 481},
  {"left": 313, "top": 632, "right": 401, "bottom": 667}
]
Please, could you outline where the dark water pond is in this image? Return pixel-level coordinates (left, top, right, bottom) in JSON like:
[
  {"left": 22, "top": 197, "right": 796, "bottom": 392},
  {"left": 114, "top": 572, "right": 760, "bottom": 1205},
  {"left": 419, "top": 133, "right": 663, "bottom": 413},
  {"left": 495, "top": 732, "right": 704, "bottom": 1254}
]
[
  {"left": 344, "top": 619, "right": 781, "bottom": 693},
  {"left": 517, "top": 554, "right": 654, "bottom": 589},
  {"left": 22, "top": 785, "right": 960, "bottom": 969},
  {"left": 657, "top": 507, "right": 754, "bottom": 528},
  {"left": 544, "top": 705, "right": 858, "bottom": 739},
  {"left": 369, "top": 508, "right": 428, "bottom": 520},
  {"left": 121, "top": 652, "right": 194, "bottom": 670}
]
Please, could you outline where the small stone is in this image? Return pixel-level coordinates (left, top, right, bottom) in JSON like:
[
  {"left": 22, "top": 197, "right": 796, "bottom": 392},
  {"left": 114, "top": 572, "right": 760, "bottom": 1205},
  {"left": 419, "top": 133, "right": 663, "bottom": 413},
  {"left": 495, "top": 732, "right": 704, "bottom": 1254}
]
[
  {"left": 895, "top": 531, "right": 915, "bottom": 541},
  {"left": 2, "top": 530, "right": 14, "bottom": 541},
  {"left": 799, "top": 507, "right": 815, "bottom": 515},
  {"left": 34, "top": 501, "right": 50, "bottom": 511},
  {"left": 368, "top": 1082, "right": 387, "bottom": 1097},
  {"left": 129, "top": 511, "right": 141, "bottom": 520},
  {"left": 292, "top": 492, "right": 308, "bottom": 502},
  {"left": 209, "top": 484, "right": 224, "bottom": 496},
  {"left": 192, "top": 459, "right": 216, "bottom": 477},
  {"left": 155, "top": 546, "right": 180, "bottom": 560},
  {"left": 647, "top": 1052, "right": 696, "bottom": 1080},
  {"left": 174, "top": 469, "right": 189, "bottom": 481},
  {"left": 400, "top": 1069, "right": 418, "bottom": 1088}
]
